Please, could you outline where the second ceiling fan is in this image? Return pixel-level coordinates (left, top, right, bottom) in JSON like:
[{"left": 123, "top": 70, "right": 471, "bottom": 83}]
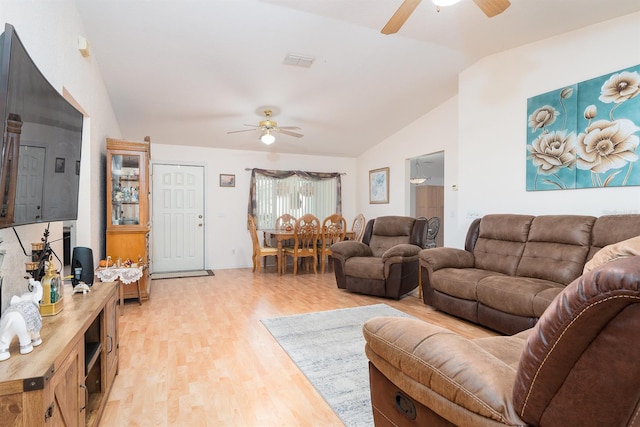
[
  {"left": 227, "top": 109, "right": 303, "bottom": 145},
  {"left": 381, "top": 0, "right": 511, "bottom": 35}
]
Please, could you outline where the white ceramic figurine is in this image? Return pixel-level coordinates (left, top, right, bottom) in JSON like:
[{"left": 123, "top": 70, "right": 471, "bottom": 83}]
[{"left": 0, "top": 278, "right": 44, "bottom": 361}]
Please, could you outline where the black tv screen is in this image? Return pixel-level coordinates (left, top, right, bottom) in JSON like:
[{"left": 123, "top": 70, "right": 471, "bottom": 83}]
[{"left": 0, "top": 23, "right": 83, "bottom": 229}]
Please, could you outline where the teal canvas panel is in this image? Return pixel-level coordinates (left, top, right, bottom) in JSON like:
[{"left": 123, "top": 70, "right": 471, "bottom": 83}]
[{"left": 526, "top": 64, "right": 640, "bottom": 191}]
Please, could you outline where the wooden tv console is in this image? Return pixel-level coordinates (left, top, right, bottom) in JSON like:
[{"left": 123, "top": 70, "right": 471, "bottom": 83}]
[{"left": 0, "top": 281, "right": 119, "bottom": 426}]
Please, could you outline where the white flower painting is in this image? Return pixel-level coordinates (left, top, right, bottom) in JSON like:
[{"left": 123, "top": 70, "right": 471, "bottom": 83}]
[{"left": 526, "top": 65, "right": 640, "bottom": 191}]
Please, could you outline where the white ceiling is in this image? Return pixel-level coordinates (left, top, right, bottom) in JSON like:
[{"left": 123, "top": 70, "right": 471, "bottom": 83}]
[{"left": 75, "top": 0, "right": 640, "bottom": 157}]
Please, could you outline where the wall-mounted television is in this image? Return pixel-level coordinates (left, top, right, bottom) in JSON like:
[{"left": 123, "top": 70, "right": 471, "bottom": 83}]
[{"left": 0, "top": 23, "right": 83, "bottom": 229}]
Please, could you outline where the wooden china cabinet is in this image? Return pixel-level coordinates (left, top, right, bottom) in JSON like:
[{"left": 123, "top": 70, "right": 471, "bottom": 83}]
[{"left": 106, "top": 137, "right": 151, "bottom": 300}]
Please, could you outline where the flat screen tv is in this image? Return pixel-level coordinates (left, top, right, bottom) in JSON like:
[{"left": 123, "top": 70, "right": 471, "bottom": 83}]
[{"left": 0, "top": 23, "right": 83, "bottom": 229}]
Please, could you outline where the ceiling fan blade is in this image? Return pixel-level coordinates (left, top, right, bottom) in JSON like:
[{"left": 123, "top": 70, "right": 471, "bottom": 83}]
[
  {"left": 277, "top": 129, "right": 304, "bottom": 138},
  {"left": 381, "top": 0, "right": 421, "bottom": 35},
  {"left": 473, "top": 0, "right": 510, "bottom": 17},
  {"left": 278, "top": 126, "right": 302, "bottom": 130},
  {"left": 227, "top": 128, "right": 259, "bottom": 134}
]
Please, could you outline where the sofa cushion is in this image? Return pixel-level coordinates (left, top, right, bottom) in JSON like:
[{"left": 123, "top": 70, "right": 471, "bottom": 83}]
[
  {"left": 473, "top": 214, "right": 533, "bottom": 275},
  {"left": 372, "top": 215, "right": 415, "bottom": 236},
  {"left": 516, "top": 215, "right": 595, "bottom": 285},
  {"left": 587, "top": 214, "right": 640, "bottom": 260},
  {"left": 477, "top": 276, "right": 564, "bottom": 318},
  {"left": 473, "top": 329, "right": 532, "bottom": 369},
  {"left": 345, "top": 257, "right": 384, "bottom": 280},
  {"left": 368, "top": 235, "right": 411, "bottom": 257},
  {"left": 366, "top": 216, "right": 415, "bottom": 257},
  {"left": 532, "top": 288, "right": 564, "bottom": 317},
  {"left": 431, "top": 268, "right": 502, "bottom": 301},
  {"left": 584, "top": 235, "right": 640, "bottom": 273}
]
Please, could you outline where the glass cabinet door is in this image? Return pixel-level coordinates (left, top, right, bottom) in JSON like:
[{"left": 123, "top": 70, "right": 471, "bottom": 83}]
[{"left": 111, "top": 154, "right": 141, "bottom": 225}]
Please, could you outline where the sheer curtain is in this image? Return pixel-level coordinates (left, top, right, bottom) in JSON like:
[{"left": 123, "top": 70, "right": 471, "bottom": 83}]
[{"left": 248, "top": 168, "right": 342, "bottom": 229}]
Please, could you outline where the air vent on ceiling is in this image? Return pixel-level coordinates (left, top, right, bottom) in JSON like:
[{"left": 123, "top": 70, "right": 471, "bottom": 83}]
[{"left": 283, "top": 53, "right": 315, "bottom": 68}]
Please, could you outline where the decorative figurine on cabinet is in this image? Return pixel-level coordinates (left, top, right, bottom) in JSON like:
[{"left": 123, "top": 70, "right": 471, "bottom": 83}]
[{"left": 0, "top": 278, "right": 43, "bottom": 361}]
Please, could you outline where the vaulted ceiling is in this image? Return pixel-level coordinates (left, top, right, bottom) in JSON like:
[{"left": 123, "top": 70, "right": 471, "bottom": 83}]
[{"left": 75, "top": 0, "right": 640, "bottom": 157}]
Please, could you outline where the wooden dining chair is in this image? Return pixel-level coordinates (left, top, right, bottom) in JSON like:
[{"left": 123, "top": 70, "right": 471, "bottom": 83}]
[
  {"left": 265, "top": 213, "right": 297, "bottom": 250},
  {"left": 320, "top": 214, "right": 347, "bottom": 273},
  {"left": 248, "top": 214, "right": 279, "bottom": 273},
  {"left": 351, "top": 213, "right": 366, "bottom": 242},
  {"left": 283, "top": 214, "right": 320, "bottom": 275},
  {"left": 275, "top": 213, "right": 297, "bottom": 231}
]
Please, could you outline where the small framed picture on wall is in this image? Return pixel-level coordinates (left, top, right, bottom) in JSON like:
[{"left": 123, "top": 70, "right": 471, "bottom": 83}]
[
  {"left": 220, "top": 174, "right": 235, "bottom": 187},
  {"left": 369, "top": 167, "right": 389, "bottom": 204}
]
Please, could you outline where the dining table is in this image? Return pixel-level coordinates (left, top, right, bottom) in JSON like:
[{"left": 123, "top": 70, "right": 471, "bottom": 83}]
[{"left": 262, "top": 228, "right": 356, "bottom": 274}]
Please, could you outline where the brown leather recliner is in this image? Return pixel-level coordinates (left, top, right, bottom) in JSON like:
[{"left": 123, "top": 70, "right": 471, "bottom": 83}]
[
  {"left": 364, "top": 255, "right": 640, "bottom": 426},
  {"left": 330, "top": 216, "right": 427, "bottom": 299}
]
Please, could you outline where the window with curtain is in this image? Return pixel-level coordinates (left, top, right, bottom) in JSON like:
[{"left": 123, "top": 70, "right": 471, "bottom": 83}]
[{"left": 248, "top": 169, "right": 342, "bottom": 230}]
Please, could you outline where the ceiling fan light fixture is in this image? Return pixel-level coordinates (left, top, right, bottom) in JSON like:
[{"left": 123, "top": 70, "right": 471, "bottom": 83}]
[
  {"left": 432, "top": 0, "right": 461, "bottom": 6},
  {"left": 261, "top": 131, "right": 275, "bottom": 145},
  {"left": 409, "top": 177, "right": 427, "bottom": 185}
]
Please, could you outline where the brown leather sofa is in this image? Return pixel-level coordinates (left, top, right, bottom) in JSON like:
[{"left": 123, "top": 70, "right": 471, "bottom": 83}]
[
  {"left": 419, "top": 213, "right": 640, "bottom": 334},
  {"left": 331, "top": 216, "right": 427, "bottom": 299},
  {"left": 364, "top": 255, "right": 640, "bottom": 426}
]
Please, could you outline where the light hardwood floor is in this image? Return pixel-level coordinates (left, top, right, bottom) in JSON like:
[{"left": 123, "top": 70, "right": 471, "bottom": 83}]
[{"left": 101, "top": 266, "right": 496, "bottom": 426}]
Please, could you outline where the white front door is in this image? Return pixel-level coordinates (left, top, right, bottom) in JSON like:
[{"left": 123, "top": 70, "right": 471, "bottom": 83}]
[{"left": 151, "top": 164, "right": 205, "bottom": 273}]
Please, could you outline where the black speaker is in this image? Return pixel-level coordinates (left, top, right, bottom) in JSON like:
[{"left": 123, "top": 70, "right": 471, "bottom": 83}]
[{"left": 71, "top": 247, "right": 94, "bottom": 287}]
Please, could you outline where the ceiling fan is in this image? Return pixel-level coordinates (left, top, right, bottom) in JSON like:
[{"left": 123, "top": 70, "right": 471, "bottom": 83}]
[
  {"left": 381, "top": 0, "right": 511, "bottom": 35},
  {"left": 227, "top": 109, "right": 303, "bottom": 145}
]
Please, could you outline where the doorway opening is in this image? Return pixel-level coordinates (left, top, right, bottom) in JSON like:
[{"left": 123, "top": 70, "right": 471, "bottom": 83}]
[{"left": 409, "top": 152, "right": 444, "bottom": 247}]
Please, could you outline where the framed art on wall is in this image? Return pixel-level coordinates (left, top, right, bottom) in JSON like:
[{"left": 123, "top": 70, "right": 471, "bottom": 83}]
[
  {"left": 369, "top": 167, "right": 389, "bottom": 204},
  {"left": 220, "top": 174, "right": 235, "bottom": 187},
  {"left": 526, "top": 64, "right": 640, "bottom": 191}
]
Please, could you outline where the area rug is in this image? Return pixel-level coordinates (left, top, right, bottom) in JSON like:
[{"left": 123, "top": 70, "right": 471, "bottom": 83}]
[
  {"left": 150, "top": 269, "right": 214, "bottom": 280},
  {"left": 261, "top": 304, "right": 414, "bottom": 427}
]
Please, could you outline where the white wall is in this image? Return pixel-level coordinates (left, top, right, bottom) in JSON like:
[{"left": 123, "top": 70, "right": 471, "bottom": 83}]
[
  {"left": 0, "top": 1, "right": 120, "bottom": 310},
  {"left": 151, "top": 144, "right": 357, "bottom": 269},
  {"left": 358, "top": 11, "right": 640, "bottom": 248}
]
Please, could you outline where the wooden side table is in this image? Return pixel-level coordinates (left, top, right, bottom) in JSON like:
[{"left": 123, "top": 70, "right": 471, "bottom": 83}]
[{"left": 95, "top": 266, "right": 144, "bottom": 311}]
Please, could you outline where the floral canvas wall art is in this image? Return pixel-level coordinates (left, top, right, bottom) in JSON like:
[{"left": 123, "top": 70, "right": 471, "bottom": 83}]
[{"left": 526, "top": 65, "right": 640, "bottom": 191}]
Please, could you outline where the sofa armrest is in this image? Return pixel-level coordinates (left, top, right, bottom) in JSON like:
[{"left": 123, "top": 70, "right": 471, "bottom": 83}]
[
  {"left": 381, "top": 243, "right": 421, "bottom": 261},
  {"left": 381, "top": 244, "right": 422, "bottom": 279},
  {"left": 363, "top": 316, "right": 524, "bottom": 426},
  {"left": 330, "top": 240, "right": 372, "bottom": 260},
  {"left": 419, "top": 247, "right": 475, "bottom": 271}
]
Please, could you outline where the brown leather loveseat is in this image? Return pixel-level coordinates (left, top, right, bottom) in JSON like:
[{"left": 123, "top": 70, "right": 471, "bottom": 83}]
[
  {"left": 331, "top": 216, "right": 427, "bottom": 299},
  {"left": 364, "top": 255, "right": 640, "bottom": 426},
  {"left": 419, "top": 213, "right": 640, "bottom": 334}
]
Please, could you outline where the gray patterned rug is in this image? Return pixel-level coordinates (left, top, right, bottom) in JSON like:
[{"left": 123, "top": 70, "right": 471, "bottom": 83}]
[{"left": 261, "top": 304, "right": 413, "bottom": 427}]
